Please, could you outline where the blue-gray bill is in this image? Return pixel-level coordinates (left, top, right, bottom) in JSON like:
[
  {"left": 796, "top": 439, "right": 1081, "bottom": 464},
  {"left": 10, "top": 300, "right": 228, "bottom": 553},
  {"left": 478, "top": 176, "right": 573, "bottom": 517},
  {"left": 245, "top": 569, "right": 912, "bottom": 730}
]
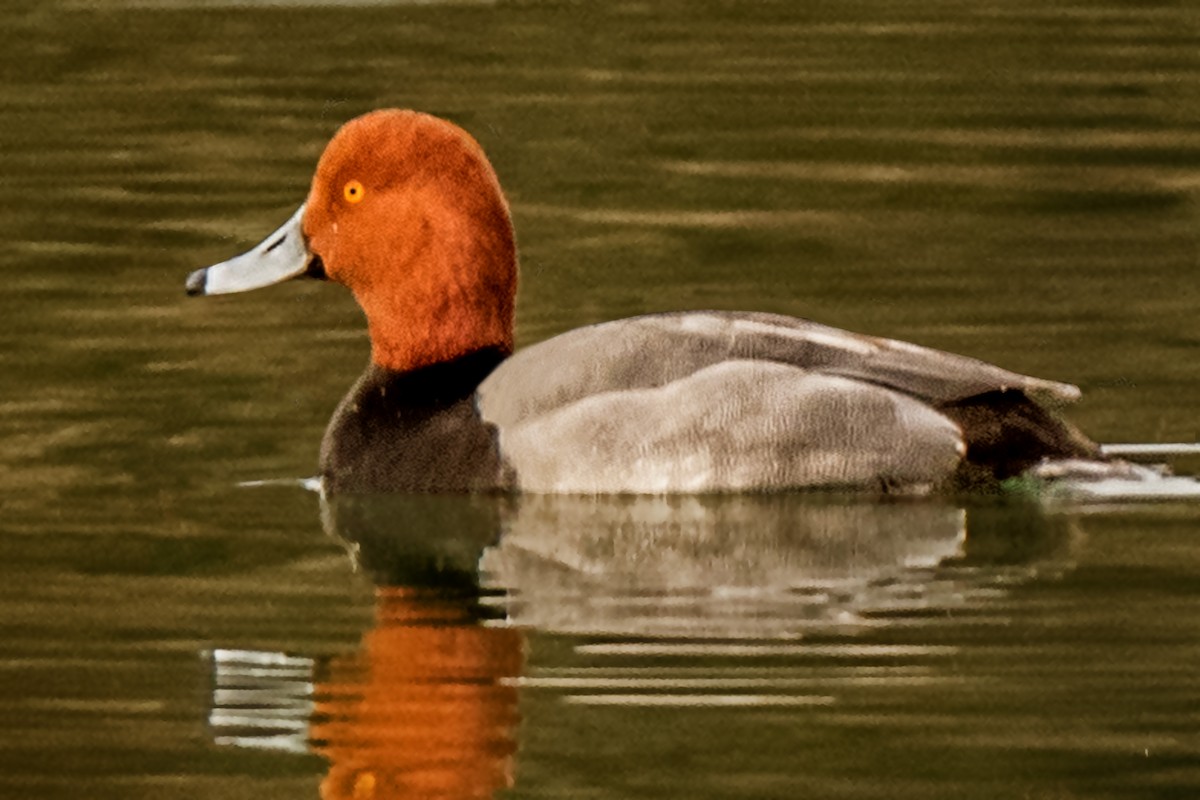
[{"left": 186, "top": 205, "right": 313, "bottom": 296}]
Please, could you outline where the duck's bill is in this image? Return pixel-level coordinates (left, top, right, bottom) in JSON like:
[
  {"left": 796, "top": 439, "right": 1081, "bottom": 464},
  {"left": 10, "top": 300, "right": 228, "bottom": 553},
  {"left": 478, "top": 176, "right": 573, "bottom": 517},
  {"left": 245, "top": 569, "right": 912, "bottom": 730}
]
[{"left": 185, "top": 205, "right": 324, "bottom": 296}]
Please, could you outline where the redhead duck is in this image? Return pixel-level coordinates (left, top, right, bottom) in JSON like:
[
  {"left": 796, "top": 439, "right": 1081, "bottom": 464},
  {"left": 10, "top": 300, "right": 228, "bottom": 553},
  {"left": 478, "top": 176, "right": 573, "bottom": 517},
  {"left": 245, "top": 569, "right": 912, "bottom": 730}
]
[{"left": 186, "top": 109, "right": 1103, "bottom": 495}]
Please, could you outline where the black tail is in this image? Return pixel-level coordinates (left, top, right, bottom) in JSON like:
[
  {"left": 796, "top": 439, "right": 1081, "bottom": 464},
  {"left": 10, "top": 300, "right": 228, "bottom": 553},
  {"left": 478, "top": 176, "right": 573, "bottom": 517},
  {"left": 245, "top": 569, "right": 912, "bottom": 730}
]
[{"left": 938, "top": 389, "right": 1101, "bottom": 487}]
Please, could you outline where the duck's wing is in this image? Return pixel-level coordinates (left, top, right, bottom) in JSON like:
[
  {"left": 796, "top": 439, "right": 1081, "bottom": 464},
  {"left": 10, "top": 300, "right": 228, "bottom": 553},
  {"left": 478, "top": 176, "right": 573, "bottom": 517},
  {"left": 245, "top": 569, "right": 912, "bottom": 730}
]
[
  {"left": 478, "top": 310, "right": 1080, "bottom": 429},
  {"left": 487, "top": 359, "right": 965, "bottom": 493}
]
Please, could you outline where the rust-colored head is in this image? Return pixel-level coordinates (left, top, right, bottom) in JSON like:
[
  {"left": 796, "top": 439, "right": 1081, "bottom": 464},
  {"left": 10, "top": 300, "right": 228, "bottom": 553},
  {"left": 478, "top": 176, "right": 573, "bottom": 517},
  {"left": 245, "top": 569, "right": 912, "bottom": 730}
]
[{"left": 302, "top": 110, "right": 518, "bottom": 373}]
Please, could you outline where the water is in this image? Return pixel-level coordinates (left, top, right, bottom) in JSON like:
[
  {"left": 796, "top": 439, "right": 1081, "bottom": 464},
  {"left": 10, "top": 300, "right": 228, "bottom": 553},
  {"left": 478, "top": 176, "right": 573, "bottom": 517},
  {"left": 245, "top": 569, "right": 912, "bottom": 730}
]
[{"left": 2, "top": 0, "right": 1199, "bottom": 797}]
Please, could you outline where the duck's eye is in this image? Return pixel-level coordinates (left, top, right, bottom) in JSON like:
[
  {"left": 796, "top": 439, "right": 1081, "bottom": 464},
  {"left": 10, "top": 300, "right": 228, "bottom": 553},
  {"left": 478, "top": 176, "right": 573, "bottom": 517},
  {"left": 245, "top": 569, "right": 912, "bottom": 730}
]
[{"left": 343, "top": 180, "right": 366, "bottom": 204}]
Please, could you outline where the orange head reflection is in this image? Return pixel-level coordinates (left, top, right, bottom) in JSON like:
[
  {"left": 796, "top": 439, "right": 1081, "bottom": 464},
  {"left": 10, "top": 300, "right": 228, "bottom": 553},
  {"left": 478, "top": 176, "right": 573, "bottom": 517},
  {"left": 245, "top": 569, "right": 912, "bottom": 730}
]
[{"left": 311, "top": 587, "right": 524, "bottom": 800}]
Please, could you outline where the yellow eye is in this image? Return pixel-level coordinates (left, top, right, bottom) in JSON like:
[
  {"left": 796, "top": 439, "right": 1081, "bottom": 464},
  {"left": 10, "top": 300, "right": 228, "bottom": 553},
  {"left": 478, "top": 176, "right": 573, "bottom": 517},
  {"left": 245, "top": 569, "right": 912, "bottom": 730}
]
[{"left": 343, "top": 180, "right": 365, "bottom": 203}]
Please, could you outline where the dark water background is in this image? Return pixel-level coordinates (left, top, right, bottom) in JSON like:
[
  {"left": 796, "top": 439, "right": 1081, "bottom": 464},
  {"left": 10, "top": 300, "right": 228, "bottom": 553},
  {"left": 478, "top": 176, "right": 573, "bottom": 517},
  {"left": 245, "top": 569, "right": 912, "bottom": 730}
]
[{"left": 2, "top": 1, "right": 1199, "bottom": 798}]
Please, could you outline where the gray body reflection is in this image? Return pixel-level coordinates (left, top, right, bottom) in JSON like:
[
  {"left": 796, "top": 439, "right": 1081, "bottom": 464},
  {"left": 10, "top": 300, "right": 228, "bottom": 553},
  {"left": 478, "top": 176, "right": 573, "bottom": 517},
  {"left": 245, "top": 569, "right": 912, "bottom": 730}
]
[
  {"left": 210, "top": 493, "right": 1076, "bottom": 797},
  {"left": 485, "top": 495, "right": 968, "bottom": 638},
  {"left": 324, "top": 492, "right": 1074, "bottom": 637}
]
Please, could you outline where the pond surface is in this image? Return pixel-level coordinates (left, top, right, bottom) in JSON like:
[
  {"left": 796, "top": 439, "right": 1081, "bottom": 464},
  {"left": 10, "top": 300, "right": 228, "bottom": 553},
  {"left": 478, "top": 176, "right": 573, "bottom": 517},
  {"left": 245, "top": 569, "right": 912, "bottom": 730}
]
[{"left": 2, "top": 0, "right": 1199, "bottom": 798}]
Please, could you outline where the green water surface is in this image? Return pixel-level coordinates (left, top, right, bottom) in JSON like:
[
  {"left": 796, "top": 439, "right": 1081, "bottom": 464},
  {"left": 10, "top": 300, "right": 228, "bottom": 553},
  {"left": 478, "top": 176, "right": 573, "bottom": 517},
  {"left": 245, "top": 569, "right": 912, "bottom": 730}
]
[{"left": 1, "top": 1, "right": 1198, "bottom": 798}]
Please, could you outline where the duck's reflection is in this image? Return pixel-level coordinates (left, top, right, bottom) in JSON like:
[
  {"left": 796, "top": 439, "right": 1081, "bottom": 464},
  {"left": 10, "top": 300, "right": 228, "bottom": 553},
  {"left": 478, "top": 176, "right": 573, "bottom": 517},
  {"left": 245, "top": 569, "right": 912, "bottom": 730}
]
[
  {"left": 208, "top": 491, "right": 1077, "bottom": 794},
  {"left": 210, "top": 582, "right": 523, "bottom": 800},
  {"left": 311, "top": 587, "right": 521, "bottom": 800}
]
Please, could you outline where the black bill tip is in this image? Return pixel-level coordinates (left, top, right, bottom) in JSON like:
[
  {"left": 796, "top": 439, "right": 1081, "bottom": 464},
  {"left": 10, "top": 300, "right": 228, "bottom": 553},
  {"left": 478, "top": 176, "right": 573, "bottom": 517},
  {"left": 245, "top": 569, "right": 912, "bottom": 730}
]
[{"left": 185, "top": 268, "right": 208, "bottom": 296}]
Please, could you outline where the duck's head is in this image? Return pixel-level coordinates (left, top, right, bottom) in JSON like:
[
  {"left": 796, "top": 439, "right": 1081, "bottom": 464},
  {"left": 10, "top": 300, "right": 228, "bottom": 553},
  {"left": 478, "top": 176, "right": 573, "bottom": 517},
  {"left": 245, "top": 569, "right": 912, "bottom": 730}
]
[{"left": 186, "top": 110, "right": 518, "bottom": 372}]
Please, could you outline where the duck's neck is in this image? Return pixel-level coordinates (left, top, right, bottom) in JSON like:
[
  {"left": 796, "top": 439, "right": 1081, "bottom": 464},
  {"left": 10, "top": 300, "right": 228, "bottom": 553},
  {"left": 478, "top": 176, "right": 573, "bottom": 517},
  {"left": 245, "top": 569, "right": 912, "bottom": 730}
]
[
  {"left": 361, "top": 346, "right": 509, "bottom": 407},
  {"left": 319, "top": 347, "right": 510, "bottom": 493},
  {"left": 365, "top": 304, "right": 513, "bottom": 374}
]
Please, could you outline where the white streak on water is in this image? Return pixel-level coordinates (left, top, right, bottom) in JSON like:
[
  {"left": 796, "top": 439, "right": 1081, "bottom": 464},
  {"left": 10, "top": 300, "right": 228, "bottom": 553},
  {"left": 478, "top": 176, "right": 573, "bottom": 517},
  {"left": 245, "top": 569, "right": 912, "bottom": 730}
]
[
  {"left": 564, "top": 694, "right": 836, "bottom": 708},
  {"left": 511, "top": 676, "right": 945, "bottom": 689},
  {"left": 1100, "top": 443, "right": 1200, "bottom": 457},
  {"left": 575, "top": 643, "right": 958, "bottom": 658}
]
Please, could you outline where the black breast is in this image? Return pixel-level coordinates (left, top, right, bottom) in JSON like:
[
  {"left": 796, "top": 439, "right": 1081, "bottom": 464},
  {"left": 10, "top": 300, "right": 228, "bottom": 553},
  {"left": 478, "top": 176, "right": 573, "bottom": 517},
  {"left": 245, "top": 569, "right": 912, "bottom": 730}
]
[{"left": 319, "top": 348, "right": 512, "bottom": 493}]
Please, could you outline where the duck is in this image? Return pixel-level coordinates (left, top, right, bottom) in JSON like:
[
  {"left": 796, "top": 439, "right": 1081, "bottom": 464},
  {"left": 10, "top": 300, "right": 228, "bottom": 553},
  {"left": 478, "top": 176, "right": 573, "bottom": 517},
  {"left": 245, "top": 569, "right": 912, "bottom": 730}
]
[{"left": 186, "top": 109, "right": 1104, "bottom": 495}]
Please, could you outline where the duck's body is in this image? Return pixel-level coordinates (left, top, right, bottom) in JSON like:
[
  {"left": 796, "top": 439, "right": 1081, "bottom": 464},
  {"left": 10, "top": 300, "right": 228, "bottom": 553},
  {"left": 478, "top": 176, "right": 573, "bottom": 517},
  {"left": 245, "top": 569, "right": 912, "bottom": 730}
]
[
  {"left": 187, "top": 110, "right": 1102, "bottom": 495},
  {"left": 318, "top": 310, "right": 1095, "bottom": 494}
]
